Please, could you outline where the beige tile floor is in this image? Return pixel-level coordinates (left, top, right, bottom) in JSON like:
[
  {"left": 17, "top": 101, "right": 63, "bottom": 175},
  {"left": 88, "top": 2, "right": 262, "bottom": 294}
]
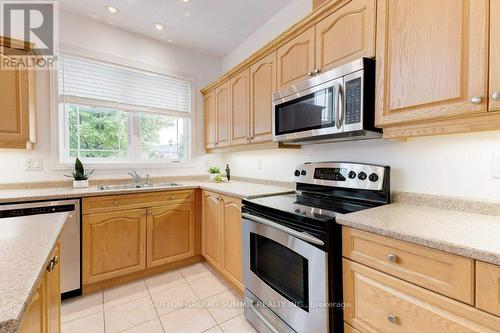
[{"left": 61, "top": 262, "right": 257, "bottom": 333}]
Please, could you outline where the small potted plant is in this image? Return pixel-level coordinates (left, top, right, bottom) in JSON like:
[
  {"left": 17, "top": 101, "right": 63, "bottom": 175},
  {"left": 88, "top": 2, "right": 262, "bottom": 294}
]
[
  {"left": 66, "top": 158, "right": 95, "bottom": 188},
  {"left": 208, "top": 166, "right": 220, "bottom": 181}
]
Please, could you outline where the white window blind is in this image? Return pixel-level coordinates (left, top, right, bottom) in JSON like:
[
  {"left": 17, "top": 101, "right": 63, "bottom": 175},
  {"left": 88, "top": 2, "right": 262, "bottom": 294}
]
[{"left": 58, "top": 55, "right": 192, "bottom": 116}]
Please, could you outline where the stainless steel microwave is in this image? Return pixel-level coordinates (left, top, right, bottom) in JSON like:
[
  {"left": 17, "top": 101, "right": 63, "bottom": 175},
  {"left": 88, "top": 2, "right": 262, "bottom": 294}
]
[{"left": 272, "top": 58, "right": 381, "bottom": 144}]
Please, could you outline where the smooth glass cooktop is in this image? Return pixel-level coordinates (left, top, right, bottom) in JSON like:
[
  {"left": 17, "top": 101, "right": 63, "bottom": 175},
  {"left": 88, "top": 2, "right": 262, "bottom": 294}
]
[{"left": 246, "top": 193, "right": 369, "bottom": 222}]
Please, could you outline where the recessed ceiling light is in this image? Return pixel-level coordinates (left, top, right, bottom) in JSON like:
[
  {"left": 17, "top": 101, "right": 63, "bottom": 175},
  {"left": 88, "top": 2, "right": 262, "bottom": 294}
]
[
  {"left": 180, "top": 0, "right": 191, "bottom": 3},
  {"left": 184, "top": 12, "right": 191, "bottom": 17},
  {"left": 105, "top": 5, "right": 119, "bottom": 13},
  {"left": 167, "top": 39, "right": 174, "bottom": 43},
  {"left": 154, "top": 22, "right": 165, "bottom": 30}
]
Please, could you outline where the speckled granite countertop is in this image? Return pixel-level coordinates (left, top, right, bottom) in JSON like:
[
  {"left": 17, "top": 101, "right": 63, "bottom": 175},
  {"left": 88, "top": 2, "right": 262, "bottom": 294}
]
[
  {"left": 0, "top": 181, "right": 294, "bottom": 204},
  {"left": 0, "top": 213, "right": 67, "bottom": 333},
  {"left": 336, "top": 192, "right": 500, "bottom": 266}
]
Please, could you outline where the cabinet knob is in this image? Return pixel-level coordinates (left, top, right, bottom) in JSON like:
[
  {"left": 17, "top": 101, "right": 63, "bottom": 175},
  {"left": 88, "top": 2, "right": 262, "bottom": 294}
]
[
  {"left": 470, "top": 96, "right": 483, "bottom": 104},
  {"left": 313, "top": 68, "right": 320, "bottom": 75},
  {"left": 170, "top": 195, "right": 176, "bottom": 200},
  {"left": 307, "top": 71, "right": 314, "bottom": 77},
  {"left": 387, "top": 314, "right": 398, "bottom": 324},
  {"left": 387, "top": 253, "right": 398, "bottom": 263},
  {"left": 492, "top": 91, "right": 500, "bottom": 100},
  {"left": 113, "top": 200, "right": 119, "bottom": 206}
]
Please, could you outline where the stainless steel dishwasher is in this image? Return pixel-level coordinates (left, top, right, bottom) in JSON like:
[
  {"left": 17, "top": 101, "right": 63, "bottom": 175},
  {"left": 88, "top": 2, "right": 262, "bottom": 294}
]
[{"left": 0, "top": 199, "right": 81, "bottom": 298}]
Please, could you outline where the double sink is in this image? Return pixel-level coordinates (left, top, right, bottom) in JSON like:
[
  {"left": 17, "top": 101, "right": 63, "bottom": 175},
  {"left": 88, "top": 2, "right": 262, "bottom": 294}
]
[{"left": 97, "top": 182, "right": 183, "bottom": 191}]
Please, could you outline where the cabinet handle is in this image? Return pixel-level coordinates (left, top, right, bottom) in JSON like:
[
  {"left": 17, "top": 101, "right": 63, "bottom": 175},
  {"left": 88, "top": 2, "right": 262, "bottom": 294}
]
[
  {"left": 387, "top": 253, "right": 398, "bottom": 263},
  {"left": 492, "top": 91, "right": 500, "bottom": 101},
  {"left": 313, "top": 68, "right": 320, "bottom": 75},
  {"left": 170, "top": 195, "right": 176, "bottom": 200},
  {"left": 387, "top": 314, "right": 398, "bottom": 324},
  {"left": 470, "top": 96, "right": 483, "bottom": 104},
  {"left": 47, "top": 256, "right": 59, "bottom": 272},
  {"left": 307, "top": 71, "right": 314, "bottom": 77},
  {"left": 113, "top": 200, "right": 119, "bottom": 206}
]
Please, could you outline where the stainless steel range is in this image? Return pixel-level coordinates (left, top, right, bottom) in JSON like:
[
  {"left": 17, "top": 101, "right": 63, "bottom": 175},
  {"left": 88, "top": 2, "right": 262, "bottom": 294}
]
[{"left": 242, "top": 162, "right": 391, "bottom": 333}]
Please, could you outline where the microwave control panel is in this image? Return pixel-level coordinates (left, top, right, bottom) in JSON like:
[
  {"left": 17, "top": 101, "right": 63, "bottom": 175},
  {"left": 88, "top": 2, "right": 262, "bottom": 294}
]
[{"left": 345, "top": 77, "right": 362, "bottom": 125}]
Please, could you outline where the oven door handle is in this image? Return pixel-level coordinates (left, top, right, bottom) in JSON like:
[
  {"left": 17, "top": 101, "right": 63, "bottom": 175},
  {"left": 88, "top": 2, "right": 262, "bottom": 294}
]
[
  {"left": 242, "top": 212, "right": 325, "bottom": 246},
  {"left": 248, "top": 300, "right": 281, "bottom": 333}
]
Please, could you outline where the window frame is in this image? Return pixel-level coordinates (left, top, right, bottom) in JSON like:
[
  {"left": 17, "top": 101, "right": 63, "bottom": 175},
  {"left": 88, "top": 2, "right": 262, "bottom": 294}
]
[{"left": 50, "top": 45, "right": 196, "bottom": 170}]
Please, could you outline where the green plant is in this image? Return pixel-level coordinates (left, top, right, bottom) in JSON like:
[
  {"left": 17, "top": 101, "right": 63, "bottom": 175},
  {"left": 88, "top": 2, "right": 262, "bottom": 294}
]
[
  {"left": 208, "top": 166, "right": 220, "bottom": 174},
  {"left": 65, "top": 158, "right": 95, "bottom": 181},
  {"left": 214, "top": 174, "right": 222, "bottom": 183}
]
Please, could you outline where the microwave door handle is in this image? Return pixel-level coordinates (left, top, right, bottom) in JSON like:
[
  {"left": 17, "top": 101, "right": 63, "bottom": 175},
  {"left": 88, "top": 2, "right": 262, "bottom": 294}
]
[
  {"left": 242, "top": 212, "right": 324, "bottom": 246},
  {"left": 334, "top": 83, "right": 341, "bottom": 129},
  {"left": 338, "top": 83, "right": 345, "bottom": 127}
]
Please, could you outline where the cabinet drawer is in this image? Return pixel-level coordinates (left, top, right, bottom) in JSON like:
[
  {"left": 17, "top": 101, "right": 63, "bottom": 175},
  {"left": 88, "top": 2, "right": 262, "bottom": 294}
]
[
  {"left": 476, "top": 261, "right": 500, "bottom": 316},
  {"left": 342, "top": 227, "right": 474, "bottom": 304},
  {"left": 83, "top": 190, "right": 195, "bottom": 214},
  {"left": 343, "top": 259, "right": 500, "bottom": 333}
]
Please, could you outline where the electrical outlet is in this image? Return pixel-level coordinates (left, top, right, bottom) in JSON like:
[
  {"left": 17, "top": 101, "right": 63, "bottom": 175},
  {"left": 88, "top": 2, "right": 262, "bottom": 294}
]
[
  {"left": 493, "top": 153, "right": 500, "bottom": 178},
  {"left": 257, "top": 159, "right": 263, "bottom": 170},
  {"left": 26, "top": 158, "right": 43, "bottom": 171}
]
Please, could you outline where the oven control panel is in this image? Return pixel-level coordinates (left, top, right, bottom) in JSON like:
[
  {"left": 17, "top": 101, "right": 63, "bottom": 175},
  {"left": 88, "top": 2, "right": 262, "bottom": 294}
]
[{"left": 293, "top": 162, "right": 389, "bottom": 191}]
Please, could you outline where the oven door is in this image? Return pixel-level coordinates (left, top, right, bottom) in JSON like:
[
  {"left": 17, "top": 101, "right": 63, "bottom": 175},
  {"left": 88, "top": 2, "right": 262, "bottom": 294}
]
[
  {"left": 272, "top": 78, "right": 344, "bottom": 142},
  {"left": 242, "top": 213, "right": 328, "bottom": 333}
]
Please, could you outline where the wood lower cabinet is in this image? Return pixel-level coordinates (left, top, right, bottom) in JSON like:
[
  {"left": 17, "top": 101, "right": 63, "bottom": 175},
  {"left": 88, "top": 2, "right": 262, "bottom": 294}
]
[
  {"left": 147, "top": 203, "right": 195, "bottom": 267},
  {"left": 201, "top": 190, "right": 243, "bottom": 291},
  {"left": 0, "top": 38, "right": 37, "bottom": 149},
  {"left": 220, "top": 195, "right": 243, "bottom": 291},
  {"left": 375, "top": 0, "right": 489, "bottom": 128},
  {"left": 476, "top": 261, "right": 500, "bottom": 317},
  {"left": 202, "top": 190, "right": 222, "bottom": 269},
  {"left": 490, "top": 0, "right": 500, "bottom": 112},
  {"left": 230, "top": 69, "right": 250, "bottom": 145},
  {"left": 277, "top": 26, "right": 316, "bottom": 89},
  {"left": 250, "top": 52, "right": 276, "bottom": 143},
  {"left": 21, "top": 244, "right": 61, "bottom": 333},
  {"left": 83, "top": 209, "right": 147, "bottom": 284},
  {"left": 343, "top": 259, "right": 500, "bottom": 333},
  {"left": 204, "top": 89, "right": 217, "bottom": 149},
  {"left": 315, "top": 0, "right": 375, "bottom": 73}
]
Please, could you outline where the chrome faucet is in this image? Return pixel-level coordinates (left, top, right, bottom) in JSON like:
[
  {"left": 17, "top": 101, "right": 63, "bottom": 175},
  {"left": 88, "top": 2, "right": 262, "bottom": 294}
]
[{"left": 128, "top": 170, "right": 142, "bottom": 185}]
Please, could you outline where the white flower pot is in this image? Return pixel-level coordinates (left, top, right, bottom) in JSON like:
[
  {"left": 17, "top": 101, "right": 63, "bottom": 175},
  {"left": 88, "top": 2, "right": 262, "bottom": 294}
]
[
  {"left": 209, "top": 174, "right": 218, "bottom": 181},
  {"left": 73, "top": 180, "right": 89, "bottom": 188}
]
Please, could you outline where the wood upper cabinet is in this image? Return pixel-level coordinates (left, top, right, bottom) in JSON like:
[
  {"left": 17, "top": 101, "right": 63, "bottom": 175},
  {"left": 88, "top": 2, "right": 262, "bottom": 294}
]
[
  {"left": 277, "top": 26, "right": 316, "bottom": 89},
  {"left": 204, "top": 89, "right": 217, "bottom": 149},
  {"left": 476, "top": 261, "right": 500, "bottom": 317},
  {"left": 83, "top": 209, "right": 147, "bottom": 284},
  {"left": 316, "top": 0, "right": 375, "bottom": 72},
  {"left": 0, "top": 45, "right": 36, "bottom": 149},
  {"left": 250, "top": 52, "right": 276, "bottom": 143},
  {"left": 220, "top": 195, "right": 243, "bottom": 291},
  {"left": 490, "top": 0, "right": 500, "bottom": 112},
  {"left": 375, "top": 0, "right": 489, "bottom": 127},
  {"left": 147, "top": 203, "right": 195, "bottom": 267},
  {"left": 216, "top": 81, "right": 231, "bottom": 147},
  {"left": 201, "top": 190, "right": 222, "bottom": 269},
  {"left": 230, "top": 69, "right": 250, "bottom": 145}
]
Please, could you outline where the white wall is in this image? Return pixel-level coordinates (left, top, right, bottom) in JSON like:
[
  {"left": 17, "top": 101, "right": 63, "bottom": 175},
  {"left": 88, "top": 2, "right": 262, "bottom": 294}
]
[
  {"left": 221, "top": 0, "right": 312, "bottom": 73},
  {"left": 221, "top": 1, "right": 500, "bottom": 201},
  {"left": 0, "top": 11, "right": 223, "bottom": 183}
]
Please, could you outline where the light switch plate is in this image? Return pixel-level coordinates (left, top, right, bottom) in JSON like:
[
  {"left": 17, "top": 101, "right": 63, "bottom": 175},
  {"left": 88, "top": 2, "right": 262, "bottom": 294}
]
[
  {"left": 493, "top": 153, "right": 500, "bottom": 178},
  {"left": 26, "top": 158, "right": 43, "bottom": 171},
  {"left": 257, "top": 159, "right": 263, "bottom": 170}
]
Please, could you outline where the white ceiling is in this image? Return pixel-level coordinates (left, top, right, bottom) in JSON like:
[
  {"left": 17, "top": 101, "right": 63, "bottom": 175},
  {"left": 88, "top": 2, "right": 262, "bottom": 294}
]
[{"left": 59, "top": 0, "right": 293, "bottom": 58}]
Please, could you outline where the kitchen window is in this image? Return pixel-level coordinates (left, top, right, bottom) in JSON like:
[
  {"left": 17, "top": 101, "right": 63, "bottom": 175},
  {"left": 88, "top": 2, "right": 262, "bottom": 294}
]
[{"left": 57, "top": 55, "right": 192, "bottom": 165}]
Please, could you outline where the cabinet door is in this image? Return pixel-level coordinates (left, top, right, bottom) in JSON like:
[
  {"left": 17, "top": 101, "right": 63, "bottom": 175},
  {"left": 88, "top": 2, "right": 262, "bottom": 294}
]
[
  {"left": 277, "top": 26, "right": 316, "bottom": 89},
  {"left": 375, "top": 0, "right": 488, "bottom": 127},
  {"left": 147, "top": 203, "right": 195, "bottom": 267},
  {"left": 216, "top": 81, "right": 231, "bottom": 147},
  {"left": 316, "top": 0, "right": 375, "bottom": 72},
  {"left": 201, "top": 191, "right": 222, "bottom": 269},
  {"left": 250, "top": 52, "right": 276, "bottom": 143},
  {"left": 0, "top": 52, "right": 32, "bottom": 149},
  {"left": 220, "top": 195, "right": 243, "bottom": 291},
  {"left": 20, "top": 283, "right": 45, "bottom": 333},
  {"left": 83, "top": 209, "right": 147, "bottom": 284},
  {"left": 204, "top": 90, "right": 217, "bottom": 149},
  {"left": 230, "top": 69, "right": 250, "bottom": 145},
  {"left": 46, "top": 244, "right": 61, "bottom": 333},
  {"left": 476, "top": 261, "right": 500, "bottom": 317},
  {"left": 490, "top": 0, "right": 500, "bottom": 111}
]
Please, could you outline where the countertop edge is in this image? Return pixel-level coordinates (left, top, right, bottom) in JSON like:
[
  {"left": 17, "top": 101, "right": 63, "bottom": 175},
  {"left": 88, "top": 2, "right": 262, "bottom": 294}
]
[
  {"left": 336, "top": 216, "right": 500, "bottom": 266},
  {"left": 0, "top": 213, "right": 68, "bottom": 333}
]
